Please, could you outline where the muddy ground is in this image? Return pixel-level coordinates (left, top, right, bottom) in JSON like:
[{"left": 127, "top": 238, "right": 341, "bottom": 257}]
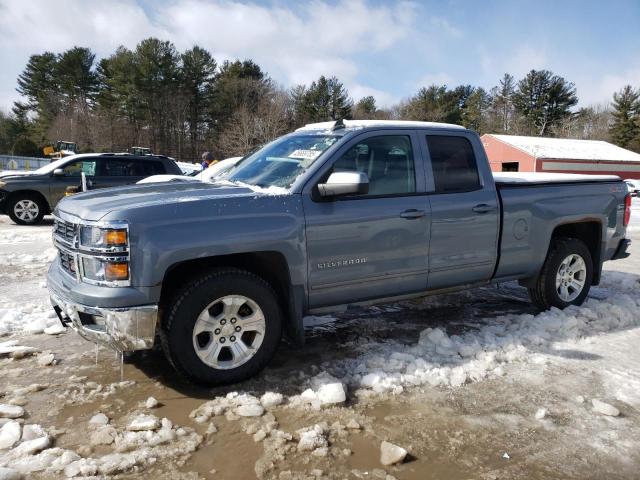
[{"left": 1, "top": 212, "right": 639, "bottom": 479}]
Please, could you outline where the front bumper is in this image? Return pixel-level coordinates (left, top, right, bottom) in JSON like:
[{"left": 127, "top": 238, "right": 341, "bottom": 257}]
[{"left": 49, "top": 288, "right": 158, "bottom": 352}]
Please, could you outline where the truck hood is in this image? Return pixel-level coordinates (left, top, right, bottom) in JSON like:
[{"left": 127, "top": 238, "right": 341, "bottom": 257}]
[
  {"left": 0, "top": 171, "right": 42, "bottom": 180},
  {"left": 55, "top": 181, "right": 288, "bottom": 221}
]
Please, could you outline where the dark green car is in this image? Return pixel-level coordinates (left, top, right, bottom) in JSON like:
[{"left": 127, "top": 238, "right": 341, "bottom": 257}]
[{"left": 0, "top": 153, "right": 182, "bottom": 225}]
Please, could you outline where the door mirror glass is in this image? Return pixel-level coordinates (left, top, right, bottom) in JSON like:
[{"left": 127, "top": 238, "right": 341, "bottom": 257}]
[
  {"left": 318, "top": 171, "right": 369, "bottom": 197},
  {"left": 53, "top": 168, "right": 64, "bottom": 176}
]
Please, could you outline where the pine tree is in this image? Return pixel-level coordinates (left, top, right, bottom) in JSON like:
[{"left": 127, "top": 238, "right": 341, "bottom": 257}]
[
  {"left": 493, "top": 73, "right": 515, "bottom": 132},
  {"left": 15, "top": 52, "right": 60, "bottom": 143},
  {"left": 133, "top": 38, "right": 180, "bottom": 153},
  {"left": 353, "top": 96, "right": 377, "bottom": 119},
  {"left": 181, "top": 46, "right": 216, "bottom": 158},
  {"left": 461, "top": 87, "right": 490, "bottom": 133},
  {"left": 513, "top": 69, "right": 578, "bottom": 136},
  {"left": 297, "top": 76, "right": 353, "bottom": 122},
  {"left": 609, "top": 85, "right": 640, "bottom": 151},
  {"left": 55, "top": 47, "right": 98, "bottom": 112}
]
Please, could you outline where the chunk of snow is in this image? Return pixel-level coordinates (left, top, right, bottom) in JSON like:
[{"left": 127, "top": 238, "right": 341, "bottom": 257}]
[
  {"left": 300, "top": 389, "right": 318, "bottom": 402},
  {"left": 90, "top": 426, "right": 116, "bottom": 446},
  {"left": 44, "top": 324, "right": 66, "bottom": 335},
  {"left": 380, "top": 441, "right": 407, "bottom": 466},
  {"left": 21, "top": 424, "right": 46, "bottom": 441},
  {"left": 346, "top": 419, "right": 361, "bottom": 430},
  {"left": 0, "top": 405, "right": 24, "bottom": 419},
  {"left": 236, "top": 404, "right": 264, "bottom": 417},
  {"left": 37, "top": 353, "right": 55, "bottom": 366},
  {"left": 12, "top": 435, "right": 50, "bottom": 456},
  {"left": 0, "top": 421, "right": 21, "bottom": 449},
  {"left": 260, "top": 392, "right": 283, "bottom": 409},
  {"left": 502, "top": 452, "right": 510, "bottom": 459},
  {"left": 0, "top": 467, "right": 21, "bottom": 480},
  {"left": 297, "top": 425, "right": 327, "bottom": 452},
  {"left": 317, "top": 383, "right": 347, "bottom": 405},
  {"left": 89, "top": 413, "right": 109, "bottom": 426},
  {"left": 145, "top": 397, "right": 159, "bottom": 409},
  {"left": 126, "top": 414, "right": 160, "bottom": 431},
  {"left": 534, "top": 408, "right": 548, "bottom": 420},
  {"left": 591, "top": 399, "right": 620, "bottom": 417}
]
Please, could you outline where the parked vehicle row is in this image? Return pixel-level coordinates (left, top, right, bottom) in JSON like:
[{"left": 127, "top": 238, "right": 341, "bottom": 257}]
[
  {"left": 46, "top": 120, "right": 632, "bottom": 386},
  {"left": 0, "top": 153, "right": 182, "bottom": 225}
]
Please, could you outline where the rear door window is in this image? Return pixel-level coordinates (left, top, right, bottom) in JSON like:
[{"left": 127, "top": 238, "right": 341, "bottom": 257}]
[
  {"left": 104, "top": 159, "right": 165, "bottom": 176},
  {"left": 426, "top": 136, "right": 481, "bottom": 193}
]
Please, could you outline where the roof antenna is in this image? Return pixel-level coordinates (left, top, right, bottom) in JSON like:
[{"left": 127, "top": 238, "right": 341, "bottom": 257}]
[{"left": 332, "top": 118, "right": 345, "bottom": 131}]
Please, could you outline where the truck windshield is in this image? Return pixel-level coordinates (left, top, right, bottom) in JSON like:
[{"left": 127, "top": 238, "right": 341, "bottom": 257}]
[{"left": 221, "top": 134, "right": 339, "bottom": 188}]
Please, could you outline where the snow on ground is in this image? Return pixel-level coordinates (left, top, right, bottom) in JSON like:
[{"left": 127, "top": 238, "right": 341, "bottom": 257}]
[
  {"left": 286, "top": 270, "right": 640, "bottom": 407},
  {"left": 0, "top": 305, "right": 61, "bottom": 336}
]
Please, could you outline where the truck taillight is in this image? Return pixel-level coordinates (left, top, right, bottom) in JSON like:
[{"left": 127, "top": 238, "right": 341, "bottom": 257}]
[{"left": 624, "top": 194, "right": 632, "bottom": 226}]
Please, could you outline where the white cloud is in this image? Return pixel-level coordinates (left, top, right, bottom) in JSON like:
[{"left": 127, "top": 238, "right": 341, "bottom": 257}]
[
  {"left": 349, "top": 84, "right": 399, "bottom": 108},
  {"left": 429, "top": 16, "right": 463, "bottom": 38},
  {"left": 0, "top": 0, "right": 419, "bottom": 111},
  {"left": 415, "top": 72, "right": 453, "bottom": 88},
  {"left": 577, "top": 65, "right": 640, "bottom": 106}
]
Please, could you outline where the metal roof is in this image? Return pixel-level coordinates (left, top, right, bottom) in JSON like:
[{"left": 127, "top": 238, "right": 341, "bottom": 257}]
[{"left": 487, "top": 134, "right": 640, "bottom": 162}]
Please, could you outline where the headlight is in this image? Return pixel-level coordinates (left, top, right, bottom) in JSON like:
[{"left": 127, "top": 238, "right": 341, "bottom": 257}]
[
  {"left": 82, "top": 257, "right": 129, "bottom": 283},
  {"left": 79, "top": 225, "right": 128, "bottom": 250},
  {"left": 0, "top": 181, "right": 6, "bottom": 188}
]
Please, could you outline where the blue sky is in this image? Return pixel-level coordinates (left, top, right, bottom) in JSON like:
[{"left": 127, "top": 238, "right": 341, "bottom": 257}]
[{"left": 0, "top": 0, "right": 638, "bottom": 111}]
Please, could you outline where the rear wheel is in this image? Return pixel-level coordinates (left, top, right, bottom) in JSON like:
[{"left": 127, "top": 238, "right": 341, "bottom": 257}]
[
  {"left": 528, "top": 237, "right": 593, "bottom": 310},
  {"left": 8, "top": 194, "right": 46, "bottom": 225},
  {"left": 160, "top": 268, "right": 282, "bottom": 386}
]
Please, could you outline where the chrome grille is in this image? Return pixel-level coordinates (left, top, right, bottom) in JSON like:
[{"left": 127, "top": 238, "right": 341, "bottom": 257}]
[
  {"left": 53, "top": 218, "right": 77, "bottom": 246},
  {"left": 59, "top": 250, "right": 77, "bottom": 277}
]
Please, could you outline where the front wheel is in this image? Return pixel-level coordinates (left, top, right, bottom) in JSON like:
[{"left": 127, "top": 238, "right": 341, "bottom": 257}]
[
  {"left": 528, "top": 237, "right": 593, "bottom": 310},
  {"left": 8, "top": 194, "right": 46, "bottom": 225},
  {"left": 160, "top": 269, "right": 283, "bottom": 386}
]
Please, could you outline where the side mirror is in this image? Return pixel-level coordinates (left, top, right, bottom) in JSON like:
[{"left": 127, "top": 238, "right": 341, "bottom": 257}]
[
  {"left": 318, "top": 171, "right": 369, "bottom": 197},
  {"left": 53, "top": 168, "right": 64, "bottom": 176}
]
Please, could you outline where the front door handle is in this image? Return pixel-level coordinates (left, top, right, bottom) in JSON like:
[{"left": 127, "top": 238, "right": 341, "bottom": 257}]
[
  {"left": 400, "top": 209, "right": 426, "bottom": 219},
  {"left": 472, "top": 204, "right": 496, "bottom": 214}
]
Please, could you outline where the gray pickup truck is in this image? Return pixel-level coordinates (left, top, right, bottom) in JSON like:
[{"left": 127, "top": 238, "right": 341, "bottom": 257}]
[{"left": 47, "top": 120, "right": 632, "bottom": 385}]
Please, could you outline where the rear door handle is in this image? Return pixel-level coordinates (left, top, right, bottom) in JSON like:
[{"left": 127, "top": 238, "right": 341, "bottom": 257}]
[
  {"left": 400, "top": 209, "right": 426, "bottom": 219},
  {"left": 472, "top": 204, "right": 496, "bottom": 214}
]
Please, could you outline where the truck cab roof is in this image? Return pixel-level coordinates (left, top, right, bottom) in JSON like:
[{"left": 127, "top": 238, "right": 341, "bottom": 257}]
[{"left": 296, "top": 119, "right": 466, "bottom": 133}]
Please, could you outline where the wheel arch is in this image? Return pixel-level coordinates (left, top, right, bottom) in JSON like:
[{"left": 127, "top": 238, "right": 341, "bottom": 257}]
[
  {"left": 550, "top": 220, "right": 603, "bottom": 285},
  {"left": 159, "top": 251, "right": 304, "bottom": 344},
  {"left": 7, "top": 189, "right": 51, "bottom": 214},
  {"left": 519, "top": 219, "right": 603, "bottom": 288}
]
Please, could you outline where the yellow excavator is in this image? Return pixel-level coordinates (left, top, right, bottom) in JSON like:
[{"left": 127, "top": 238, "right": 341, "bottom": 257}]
[{"left": 43, "top": 141, "right": 78, "bottom": 161}]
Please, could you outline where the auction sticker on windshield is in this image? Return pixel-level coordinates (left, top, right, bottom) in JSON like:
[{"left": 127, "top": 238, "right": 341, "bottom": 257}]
[{"left": 288, "top": 149, "right": 323, "bottom": 160}]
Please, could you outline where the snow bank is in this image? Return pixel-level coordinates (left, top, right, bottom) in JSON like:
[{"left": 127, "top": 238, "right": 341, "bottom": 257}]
[
  {"left": 0, "top": 304, "right": 61, "bottom": 337},
  {"left": 286, "top": 272, "right": 640, "bottom": 401},
  {"left": 328, "top": 273, "right": 640, "bottom": 395}
]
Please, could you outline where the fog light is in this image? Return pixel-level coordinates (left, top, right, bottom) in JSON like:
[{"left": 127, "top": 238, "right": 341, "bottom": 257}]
[{"left": 105, "top": 262, "right": 129, "bottom": 281}]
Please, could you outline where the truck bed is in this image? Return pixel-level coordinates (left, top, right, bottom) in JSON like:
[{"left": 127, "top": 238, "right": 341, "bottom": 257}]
[
  {"left": 494, "top": 172, "right": 620, "bottom": 185},
  {"left": 493, "top": 173, "right": 627, "bottom": 285}
]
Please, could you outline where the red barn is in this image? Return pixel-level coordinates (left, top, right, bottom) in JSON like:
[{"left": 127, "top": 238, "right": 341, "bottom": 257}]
[{"left": 481, "top": 134, "right": 640, "bottom": 180}]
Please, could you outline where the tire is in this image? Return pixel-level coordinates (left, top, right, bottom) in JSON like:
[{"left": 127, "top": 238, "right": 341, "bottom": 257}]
[
  {"left": 7, "top": 193, "right": 46, "bottom": 225},
  {"left": 528, "top": 237, "right": 593, "bottom": 310},
  {"left": 160, "top": 268, "right": 283, "bottom": 386}
]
